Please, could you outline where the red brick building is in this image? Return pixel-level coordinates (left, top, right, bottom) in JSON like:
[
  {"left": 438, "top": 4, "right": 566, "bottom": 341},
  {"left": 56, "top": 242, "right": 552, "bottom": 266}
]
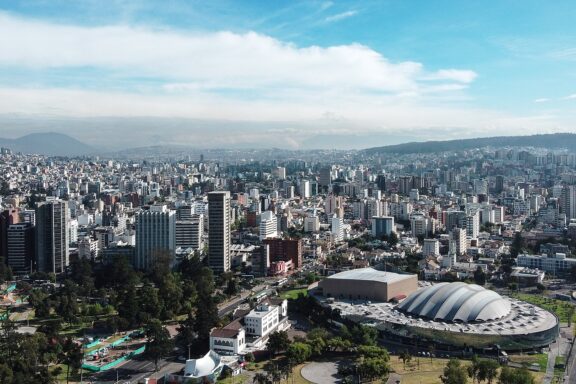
[{"left": 263, "top": 238, "right": 302, "bottom": 270}]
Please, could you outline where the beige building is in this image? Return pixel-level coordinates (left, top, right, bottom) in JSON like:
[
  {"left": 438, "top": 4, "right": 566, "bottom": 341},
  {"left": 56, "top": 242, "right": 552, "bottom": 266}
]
[{"left": 318, "top": 268, "right": 417, "bottom": 302}]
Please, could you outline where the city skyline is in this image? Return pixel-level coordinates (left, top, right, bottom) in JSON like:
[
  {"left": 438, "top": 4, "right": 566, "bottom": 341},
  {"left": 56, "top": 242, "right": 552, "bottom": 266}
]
[{"left": 1, "top": 1, "right": 576, "bottom": 149}]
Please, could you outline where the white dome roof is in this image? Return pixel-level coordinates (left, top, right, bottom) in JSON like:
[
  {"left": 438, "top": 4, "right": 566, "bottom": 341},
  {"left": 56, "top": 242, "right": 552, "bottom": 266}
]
[{"left": 398, "top": 282, "right": 511, "bottom": 323}]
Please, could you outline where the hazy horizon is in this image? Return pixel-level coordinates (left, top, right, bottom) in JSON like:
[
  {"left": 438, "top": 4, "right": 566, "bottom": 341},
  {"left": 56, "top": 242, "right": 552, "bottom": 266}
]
[{"left": 1, "top": 1, "right": 576, "bottom": 149}]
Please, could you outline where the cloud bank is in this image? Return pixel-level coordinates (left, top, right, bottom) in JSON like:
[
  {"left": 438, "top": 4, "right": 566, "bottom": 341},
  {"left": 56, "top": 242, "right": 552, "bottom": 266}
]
[{"left": 0, "top": 11, "right": 569, "bottom": 148}]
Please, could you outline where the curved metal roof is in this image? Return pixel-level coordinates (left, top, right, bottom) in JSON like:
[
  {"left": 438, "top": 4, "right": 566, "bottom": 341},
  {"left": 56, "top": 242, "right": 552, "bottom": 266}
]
[{"left": 398, "top": 282, "right": 511, "bottom": 323}]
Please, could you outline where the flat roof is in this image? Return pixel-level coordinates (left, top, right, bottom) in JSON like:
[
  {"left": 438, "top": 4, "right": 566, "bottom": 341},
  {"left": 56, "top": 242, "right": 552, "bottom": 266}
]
[{"left": 326, "top": 268, "right": 415, "bottom": 283}]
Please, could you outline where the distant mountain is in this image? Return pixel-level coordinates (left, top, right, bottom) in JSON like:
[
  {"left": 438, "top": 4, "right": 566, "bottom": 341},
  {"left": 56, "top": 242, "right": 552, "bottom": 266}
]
[
  {"left": 0, "top": 132, "right": 96, "bottom": 156},
  {"left": 362, "top": 133, "right": 576, "bottom": 155}
]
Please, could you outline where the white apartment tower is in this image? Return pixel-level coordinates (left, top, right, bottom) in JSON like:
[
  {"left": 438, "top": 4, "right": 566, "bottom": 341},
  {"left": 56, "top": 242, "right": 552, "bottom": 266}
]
[{"left": 259, "top": 211, "right": 278, "bottom": 240}]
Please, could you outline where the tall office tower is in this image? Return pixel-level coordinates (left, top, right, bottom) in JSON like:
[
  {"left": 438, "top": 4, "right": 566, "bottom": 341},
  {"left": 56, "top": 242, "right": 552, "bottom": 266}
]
[
  {"left": 7, "top": 223, "right": 35, "bottom": 274},
  {"left": 398, "top": 176, "right": 413, "bottom": 196},
  {"left": 208, "top": 191, "right": 231, "bottom": 273},
  {"left": 0, "top": 208, "right": 19, "bottom": 260},
  {"left": 35, "top": 200, "right": 69, "bottom": 273},
  {"left": 561, "top": 185, "right": 576, "bottom": 220},
  {"left": 135, "top": 205, "right": 176, "bottom": 270},
  {"left": 319, "top": 166, "right": 332, "bottom": 188},
  {"left": 494, "top": 175, "right": 505, "bottom": 194},
  {"left": 376, "top": 174, "right": 386, "bottom": 191}
]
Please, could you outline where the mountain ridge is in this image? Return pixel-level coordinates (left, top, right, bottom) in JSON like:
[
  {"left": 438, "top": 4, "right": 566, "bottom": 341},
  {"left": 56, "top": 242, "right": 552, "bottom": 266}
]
[
  {"left": 362, "top": 133, "right": 576, "bottom": 155},
  {"left": 0, "top": 132, "right": 96, "bottom": 156}
]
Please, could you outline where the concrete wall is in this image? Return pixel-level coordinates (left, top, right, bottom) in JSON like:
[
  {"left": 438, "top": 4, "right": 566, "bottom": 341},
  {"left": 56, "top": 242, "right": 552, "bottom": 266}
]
[{"left": 319, "top": 275, "right": 417, "bottom": 302}]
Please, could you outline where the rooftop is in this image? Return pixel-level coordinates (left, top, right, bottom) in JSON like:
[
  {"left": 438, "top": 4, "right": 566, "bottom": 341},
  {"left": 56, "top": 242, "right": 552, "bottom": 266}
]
[
  {"left": 326, "top": 267, "right": 415, "bottom": 284},
  {"left": 317, "top": 288, "right": 558, "bottom": 338}
]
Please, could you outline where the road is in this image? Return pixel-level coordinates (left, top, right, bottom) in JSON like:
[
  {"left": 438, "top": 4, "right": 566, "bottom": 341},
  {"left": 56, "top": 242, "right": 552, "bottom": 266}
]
[
  {"left": 542, "top": 324, "right": 572, "bottom": 384},
  {"left": 92, "top": 357, "right": 155, "bottom": 383},
  {"left": 563, "top": 330, "right": 576, "bottom": 383},
  {"left": 90, "top": 284, "right": 269, "bottom": 383},
  {"left": 217, "top": 283, "right": 268, "bottom": 317}
]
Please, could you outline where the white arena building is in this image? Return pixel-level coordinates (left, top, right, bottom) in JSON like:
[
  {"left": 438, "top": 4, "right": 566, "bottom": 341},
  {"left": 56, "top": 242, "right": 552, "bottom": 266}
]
[{"left": 317, "top": 278, "right": 559, "bottom": 352}]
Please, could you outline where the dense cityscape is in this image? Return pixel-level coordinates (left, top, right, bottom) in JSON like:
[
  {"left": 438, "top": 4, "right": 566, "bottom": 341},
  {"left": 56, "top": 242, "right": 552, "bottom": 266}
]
[
  {"left": 2, "top": 1, "right": 576, "bottom": 384},
  {"left": 1, "top": 140, "right": 576, "bottom": 383}
]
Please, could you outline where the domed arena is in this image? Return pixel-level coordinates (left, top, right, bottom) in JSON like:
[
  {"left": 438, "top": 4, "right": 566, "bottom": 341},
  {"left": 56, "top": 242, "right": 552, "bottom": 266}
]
[
  {"left": 316, "top": 270, "right": 559, "bottom": 352},
  {"left": 397, "top": 282, "right": 511, "bottom": 323}
]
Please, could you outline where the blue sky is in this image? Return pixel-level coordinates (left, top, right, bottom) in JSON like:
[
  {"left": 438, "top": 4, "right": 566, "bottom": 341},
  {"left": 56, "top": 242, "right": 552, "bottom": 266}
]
[{"left": 0, "top": 0, "right": 575, "bottom": 149}]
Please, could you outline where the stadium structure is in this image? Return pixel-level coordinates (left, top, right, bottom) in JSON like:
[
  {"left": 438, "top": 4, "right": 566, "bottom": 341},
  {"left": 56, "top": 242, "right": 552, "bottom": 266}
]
[{"left": 316, "top": 268, "right": 559, "bottom": 351}]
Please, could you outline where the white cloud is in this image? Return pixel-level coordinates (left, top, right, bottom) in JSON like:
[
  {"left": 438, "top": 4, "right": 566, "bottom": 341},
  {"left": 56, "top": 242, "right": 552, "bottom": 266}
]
[
  {"left": 424, "top": 69, "right": 478, "bottom": 83},
  {"left": 0, "top": 12, "right": 428, "bottom": 94},
  {"left": 563, "top": 94, "right": 576, "bottom": 100},
  {"left": 534, "top": 98, "right": 550, "bottom": 103},
  {"left": 324, "top": 10, "right": 358, "bottom": 23},
  {"left": 6, "top": 12, "right": 567, "bottom": 149},
  {"left": 0, "top": 12, "right": 479, "bottom": 99}
]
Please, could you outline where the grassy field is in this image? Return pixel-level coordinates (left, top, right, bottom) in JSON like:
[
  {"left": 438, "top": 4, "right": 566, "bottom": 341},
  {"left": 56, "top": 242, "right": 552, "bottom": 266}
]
[
  {"left": 232, "top": 357, "right": 546, "bottom": 384},
  {"left": 508, "top": 353, "right": 548, "bottom": 371},
  {"left": 388, "top": 356, "right": 545, "bottom": 384},
  {"left": 280, "top": 288, "right": 308, "bottom": 300},
  {"left": 509, "top": 293, "right": 576, "bottom": 323}
]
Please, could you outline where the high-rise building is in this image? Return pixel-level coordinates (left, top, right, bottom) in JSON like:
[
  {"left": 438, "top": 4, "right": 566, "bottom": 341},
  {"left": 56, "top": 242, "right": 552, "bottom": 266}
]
[
  {"left": 423, "top": 239, "right": 440, "bottom": 257},
  {"left": 7, "top": 223, "right": 35, "bottom": 274},
  {"left": 325, "top": 194, "right": 343, "bottom": 216},
  {"left": 263, "top": 238, "right": 303, "bottom": 270},
  {"left": 444, "top": 210, "right": 466, "bottom": 230},
  {"left": 36, "top": 200, "right": 69, "bottom": 273},
  {"left": 466, "top": 211, "right": 480, "bottom": 239},
  {"left": 175, "top": 214, "right": 204, "bottom": 250},
  {"left": 371, "top": 216, "right": 395, "bottom": 238},
  {"left": 208, "top": 191, "right": 231, "bottom": 273},
  {"left": 561, "top": 185, "right": 576, "bottom": 220},
  {"left": 331, "top": 215, "right": 344, "bottom": 242},
  {"left": 398, "top": 176, "right": 413, "bottom": 195},
  {"left": 494, "top": 175, "right": 505, "bottom": 194},
  {"left": 299, "top": 180, "right": 310, "bottom": 198},
  {"left": 319, "top": 167, "right": 332, "bottom": 188},
  {"left": 0, "top": 208, "right": 19, "bottom": 260},
  {"left": 135, "top": 205, "right": 176, "bottom": 270},
  {"left": 450, "top": 227, "right": 467, "bottom": 256},
  {"left": 259, "top": 211, "right": 278, "bottom": 240},
  {"left": 273, "top": 167, "right": 286, "bottom": 180}
]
